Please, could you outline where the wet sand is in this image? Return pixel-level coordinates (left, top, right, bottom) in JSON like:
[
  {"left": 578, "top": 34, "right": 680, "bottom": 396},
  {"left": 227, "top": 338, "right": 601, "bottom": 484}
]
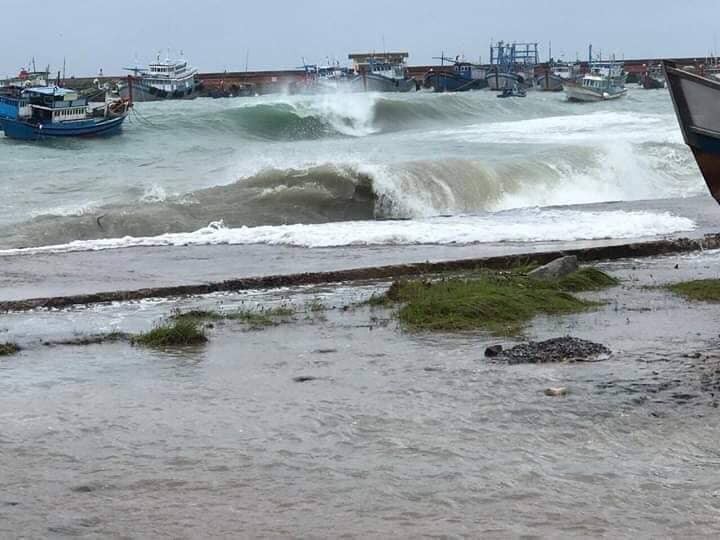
[{"left": 2, "top": 250, "right": 720, "bottom": 537}]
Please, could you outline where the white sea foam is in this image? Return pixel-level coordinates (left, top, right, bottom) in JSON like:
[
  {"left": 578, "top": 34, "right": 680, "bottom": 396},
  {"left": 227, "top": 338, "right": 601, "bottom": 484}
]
[
  {"left": 433, "top": 111, "right": 683, "bottom": 145},
  {"left": 0, "top": 209, "right": 696, "bottom": 256}
]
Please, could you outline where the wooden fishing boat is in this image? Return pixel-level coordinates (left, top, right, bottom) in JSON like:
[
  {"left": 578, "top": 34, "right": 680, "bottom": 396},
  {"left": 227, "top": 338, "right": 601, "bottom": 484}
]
[
  {"left": 485, "top": 41, "right": 538, "bottom": 91},
  {"left": 0, "top": 87, "right": 131, "bottom": 141},
  {"left": 664, "top": 60, "right": 720, "bottom": 203},
  {"left": 348, "top": 57, "right": 416, "bottom": 93},
  {"left": 120, "top": 53, "right": 199, "bottom": 102},
  {"left": 641, "top": 64, "right": 666, "bottom": 89},
  {"left": 424, "top": 55, "right": 487, "bottom": 92}
]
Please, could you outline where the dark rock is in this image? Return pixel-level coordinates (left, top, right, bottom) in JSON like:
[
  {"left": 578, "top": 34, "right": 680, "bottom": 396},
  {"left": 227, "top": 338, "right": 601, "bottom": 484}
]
[
  {"left": 293, "top": 376, "right": 319, "bottom": 383},
  {"left": 485, "top": 345, "right": 504, "bottom": 358},
  {"left": 313, "top": 348, "right": 338, "bottom": 354},
  {"left": 498, "top": 336, "right": 611, "bottom": 365},
  {"left": 528, "top": 256, "right": 579, "bottom": 281}
]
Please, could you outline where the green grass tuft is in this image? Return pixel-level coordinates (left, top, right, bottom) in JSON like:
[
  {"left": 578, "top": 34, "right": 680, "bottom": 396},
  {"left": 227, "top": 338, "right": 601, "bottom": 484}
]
[
  {"left": 134, "top": 319, "right": 208, "bottom": 348},
  {"left": 171, "top": 306, "right": 296, "bottom": 327},
  {"left": 377, "top": 267, "right": 616, "bottom": 335},
  {"left": 0, "top": 342, "right": 20, "bottom": 356},
  {"left": 172, "top": 310, "right": 225, "bottom": 324},
  {"left": 556, "top": 268, "right": 620, "bottom": 292},
  {"left": 666, "top": 279, "right": 720, "bottom": 302}
]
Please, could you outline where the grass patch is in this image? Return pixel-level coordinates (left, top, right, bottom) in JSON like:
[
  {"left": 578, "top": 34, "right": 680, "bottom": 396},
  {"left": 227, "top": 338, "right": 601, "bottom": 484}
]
[
  {"left": 364, "top": 293, "right": 392, "bottom": 307},
  {"left": 666, "top": 279, "right": 720, "bottom": 302},
  {"left": 378, "top": 268, "right": 616, "bottom": 335},
  {"left": 47, "top": 332, "right": 130, "bottom": 347},
  {"left": 134, "top": 319, "right": 208, "bottom": 348},
  {"left": 172, "top": 306, "right": 296, "bottom": 327},
  {"left": 0, "top": 342, "right": 20, "bottom": 356},
  {"left": 172, "top": 310, "right": 225, "bottom": 324},
  {"left": 556, "top": 268, "right": 620, "bottom": 292}
]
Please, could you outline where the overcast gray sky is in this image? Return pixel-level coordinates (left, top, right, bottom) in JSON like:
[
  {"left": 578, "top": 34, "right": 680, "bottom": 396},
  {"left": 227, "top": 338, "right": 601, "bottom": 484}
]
[{"left": 2, "top": 0, "right": 717, "bottom": 77}]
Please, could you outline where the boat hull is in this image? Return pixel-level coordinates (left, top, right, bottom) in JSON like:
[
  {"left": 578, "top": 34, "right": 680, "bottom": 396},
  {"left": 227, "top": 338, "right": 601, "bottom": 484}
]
[
  {"left": 664, "top": 60, "right": 720, "bottom": 204},
  {"left": 564, "top": 83, "right": 627, "bottom": 102},
  {"left": 0, "top": 115, "right": 127, "bottom": 141},
  {"left": 349, "top": 73, "right": 416, "bottom": 93},
  {"left": 486, "top": 72, "right": 530, "bottom": 91},
  {"left": 641, "top": 75, "right": 666, "bottom": 89},
  {"left": 424, "top": 71, "right": 487, "bottom": 92},
  {"left": 535, "top": 73, "right": 565, "bottom": 92}
]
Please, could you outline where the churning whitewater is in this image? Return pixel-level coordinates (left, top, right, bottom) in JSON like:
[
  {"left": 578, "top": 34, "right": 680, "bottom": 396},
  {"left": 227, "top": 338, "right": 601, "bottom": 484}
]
[{"left": 0, "top": 88, "right": 705, "bottom": 251}]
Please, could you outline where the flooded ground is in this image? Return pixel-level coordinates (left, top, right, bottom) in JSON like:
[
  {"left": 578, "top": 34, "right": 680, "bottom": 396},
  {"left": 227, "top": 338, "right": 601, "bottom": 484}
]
[{"left": 2, "top": 250, "right": 720, "bottom": 537}]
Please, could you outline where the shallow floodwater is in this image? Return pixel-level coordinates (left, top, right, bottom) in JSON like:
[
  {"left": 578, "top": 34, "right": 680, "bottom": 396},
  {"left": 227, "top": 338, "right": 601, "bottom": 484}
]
[{"left": 2, "top": 253, "right": 720, "bottom": 537}]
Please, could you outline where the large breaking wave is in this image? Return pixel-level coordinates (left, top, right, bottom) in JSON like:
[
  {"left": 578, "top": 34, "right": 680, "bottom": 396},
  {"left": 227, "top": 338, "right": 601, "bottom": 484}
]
[{"left": 0, "top": 90, "right": 707, "bottom": 251}]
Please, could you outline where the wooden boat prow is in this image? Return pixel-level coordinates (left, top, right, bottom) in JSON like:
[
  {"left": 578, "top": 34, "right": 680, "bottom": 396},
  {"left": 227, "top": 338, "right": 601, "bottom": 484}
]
[{"left": 664, "top": 60, "right": 720, "bottom": 204}]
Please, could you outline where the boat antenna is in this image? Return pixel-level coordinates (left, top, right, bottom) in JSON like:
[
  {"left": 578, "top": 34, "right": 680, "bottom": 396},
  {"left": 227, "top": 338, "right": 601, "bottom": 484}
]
[{"left": 245, "top": 50, "right": 249, "bottom": 72}]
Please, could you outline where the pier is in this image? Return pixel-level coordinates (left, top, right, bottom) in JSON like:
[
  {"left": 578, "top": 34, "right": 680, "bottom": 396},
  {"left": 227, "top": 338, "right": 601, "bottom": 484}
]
[{"left": 53, "top": 56, "right": 712, "bottom": 96}]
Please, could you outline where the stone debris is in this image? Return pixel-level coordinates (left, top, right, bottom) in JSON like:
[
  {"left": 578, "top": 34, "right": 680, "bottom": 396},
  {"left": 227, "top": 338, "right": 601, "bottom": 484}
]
[
  {"left": 498, "top": 337, "right": 611, "bottom": 365},
  {"left": 484, "top": 345, "right": 504, "bottom": 357},
  {"left": 528, "top": 255, "right": 579, "bottom": 281}
]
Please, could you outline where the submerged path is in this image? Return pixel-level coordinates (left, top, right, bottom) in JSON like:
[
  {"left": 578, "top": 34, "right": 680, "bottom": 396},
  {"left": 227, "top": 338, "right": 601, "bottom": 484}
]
[{"left": 2, "top": 234, "right": 719, "bottom": 312}]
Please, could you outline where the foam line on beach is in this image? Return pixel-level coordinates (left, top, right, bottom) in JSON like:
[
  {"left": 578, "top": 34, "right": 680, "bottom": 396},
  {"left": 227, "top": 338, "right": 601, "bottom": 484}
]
[{"left": 0, "top": 210, "right": 696, "bottom": 255}]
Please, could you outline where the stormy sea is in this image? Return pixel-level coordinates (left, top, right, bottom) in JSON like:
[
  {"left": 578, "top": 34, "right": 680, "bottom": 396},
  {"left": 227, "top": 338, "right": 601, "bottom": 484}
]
[{"left": 0, "top": 88, "right": 707, "bottom": 253}]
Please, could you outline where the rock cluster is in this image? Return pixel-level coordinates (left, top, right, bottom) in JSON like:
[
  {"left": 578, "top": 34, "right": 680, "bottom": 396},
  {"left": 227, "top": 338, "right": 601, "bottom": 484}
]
[{"left": 497, "top": 337, "right": 611, "bottom": 365}]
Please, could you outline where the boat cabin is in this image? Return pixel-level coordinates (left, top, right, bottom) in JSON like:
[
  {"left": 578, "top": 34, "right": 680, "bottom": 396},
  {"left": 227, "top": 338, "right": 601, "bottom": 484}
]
[
  {"left": 582, "top": 75, "right": 610, "bottom": 90},
  {"left": 123, "top": 54, "right": 199, "bottom": 93},
  {"left": 454, "top": 62, "right": 486, "bottom": 80},
  {"left": 20, "top": 87, "right": 89, "bottom": 123},
  {"left": 349, "top": 52, "right": 409, "bottom": 79}
]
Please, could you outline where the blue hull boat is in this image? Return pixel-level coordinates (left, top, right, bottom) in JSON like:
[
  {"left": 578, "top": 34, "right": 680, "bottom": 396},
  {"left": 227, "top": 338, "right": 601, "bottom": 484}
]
[
  {"left": 0, "top": 86, "right": 131, "bottom": 141},
  {"left": 425, "top": 71, "right": 487, "bottom": 92},
  {"left": 0, "top": 115, "right": 127, "bottom": 140}
]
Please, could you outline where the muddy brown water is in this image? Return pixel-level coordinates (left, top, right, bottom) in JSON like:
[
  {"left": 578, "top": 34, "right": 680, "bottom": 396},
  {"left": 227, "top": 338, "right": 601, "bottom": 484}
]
[{"left": 2, "top": 252, "right": 720, "bottom": 537}]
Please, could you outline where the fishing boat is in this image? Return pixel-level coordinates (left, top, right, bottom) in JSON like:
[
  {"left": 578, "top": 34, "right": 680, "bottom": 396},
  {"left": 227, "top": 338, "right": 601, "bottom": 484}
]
[
  {"left": 564, "top": 46, "right": 626, "bottom": 102},
  {"left": 640, "top": 64, "right": 666, "bottom": 89},
  {"left": 0, "top": 86, "right": 27, "bottom": 125},
  {"left": 348, "top": 53, "right": 416, "bottom": 93},
  {"left": 0, "top": 67, "right": 49, "bottom": 90},
  {"left": 0, "top": 87, "right": 131, "bottom": 141},
  {"left": 424, "top": 55, "right": 487, "bottom": 92},
  {"left": 120, "top": 53, "right": 199, "bottom": 102},
  {"left": 536, "top": 62, "right": 579, "bottom": 91},
  {"left": 664, "top": 60, "right": 720, "bottom": 204},
  {"left": 289, "top": 62, "right": 354, "bottom": 94},
  {"left": 486, "top": 42, "right": 538, "bottom": 91}
]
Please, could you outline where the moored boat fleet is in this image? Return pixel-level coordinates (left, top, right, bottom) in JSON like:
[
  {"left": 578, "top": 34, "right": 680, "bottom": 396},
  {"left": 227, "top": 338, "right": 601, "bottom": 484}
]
[{"left": 0, "top": 42, "right": 695, "bottom": 143}]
